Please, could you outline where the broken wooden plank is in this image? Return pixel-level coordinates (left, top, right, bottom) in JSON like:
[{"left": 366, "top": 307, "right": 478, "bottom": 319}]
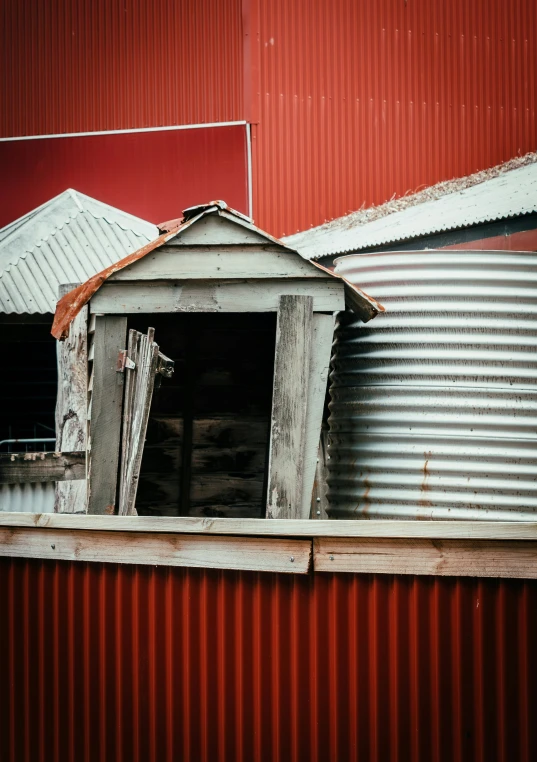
[
  {"left": 0, "top": 527, "right": 311, "bottom": 574},
  {"left": 313, "top": 537, "right": 537, "bottom": 578},
  {"left": 300, "top": 313, "right": 336, "bottom": 519},
  {"left": 55, "top": 283, "right": 88, "bottom": 513},
  {"left": 87, "top": 316, "right": 127, "bottom": 515},
  {"left": 90, "top": 280, "right": 345, "bottom": 314},
  {"left": 266, "top": 295, "right": 313, "bottom": 519},
  {"left": 0, "top": 452, "right": 86, "bottom": 484},
  {"left": 120, "top": 330, "right": 161, "bottom": 516}
]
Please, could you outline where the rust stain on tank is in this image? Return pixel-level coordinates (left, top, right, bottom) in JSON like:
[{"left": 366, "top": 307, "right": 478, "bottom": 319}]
[{"left": 419, "top": 451, "right": 433, "bottom": 511}]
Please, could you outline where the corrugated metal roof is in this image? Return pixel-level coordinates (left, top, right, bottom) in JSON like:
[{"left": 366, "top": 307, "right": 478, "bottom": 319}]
[
  {"left": 286, "top": 156, "right": 537, "bottom": 259},
  {"left": 0, "top": 190, "right": 158, "bottom": 314}
]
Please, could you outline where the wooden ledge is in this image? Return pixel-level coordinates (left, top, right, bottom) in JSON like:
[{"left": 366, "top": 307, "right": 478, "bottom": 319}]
[
  {"left": 0, "top": 528, "right": 311, "bottom": 574},
  {"left": 0, "top": 512, "right": 536, "bottom": 540},
  {"left": 314, "top": 537, "right": 537, "bottom": 579},
  {"left": 1, "top": 514, "right": 537, "bottom": 577}
]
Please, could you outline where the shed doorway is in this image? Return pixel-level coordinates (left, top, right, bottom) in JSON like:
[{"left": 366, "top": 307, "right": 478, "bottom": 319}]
[{"left": 130, "top": 313, "right": 276, "bottom": 517}]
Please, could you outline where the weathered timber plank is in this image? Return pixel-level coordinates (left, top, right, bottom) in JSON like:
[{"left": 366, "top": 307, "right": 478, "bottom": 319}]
[
  {"left": 87, "top": 316, "right": 127, "bottom": 515},
  {"left": 311, "top": 429, "right": 330, "bottom": 520},
  {"left": 0, "top": 452, "right": 86, "bottom": 484},
  {"left": 266, "top": 295, "right": 313, "bottom": 519},
  {"left": 89, "top": 280, "right": 344, "bottom": 314},
  {"left": 55, "top": 283, "right": 87, "bottom": 513},
  {"left": 313, "top": 537, "right": 537, "bottom": 578},
  {"left": 109, "top": 248, "right": 328, "bottom": 281},
  {"left": 0, "top": 528, "right": 311, "bottom": 573},
  {"left": 300, "top": 313, "right": 336, "bottom": 519},
  {"left": 3, "top": 514, "right": 537, "bottom": 541}
]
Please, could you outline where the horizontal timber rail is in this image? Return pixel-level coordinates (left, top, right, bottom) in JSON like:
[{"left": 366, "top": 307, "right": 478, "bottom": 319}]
[
  {"left": 0, "top": 452, "right": 86, "bottom": 484},
  {"left": 0, "top": 514, "right": 536, "bottom": 578}
]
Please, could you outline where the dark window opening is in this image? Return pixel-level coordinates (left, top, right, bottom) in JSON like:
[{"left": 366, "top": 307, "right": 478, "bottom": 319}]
[
  {"left": 128, "top": 313, "right": 276, "bottom": 518},
  {"left": 0, "top": 315, "right": 57, "bottom": 452}
]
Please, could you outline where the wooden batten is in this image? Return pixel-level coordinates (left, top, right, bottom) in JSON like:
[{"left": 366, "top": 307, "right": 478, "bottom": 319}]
[
  {"left": 90, "top": 280, "right": 344, "bottom": 314},
  {"left": 313, "top": 537, "right": 537, "bottom": 579},
  {"left": 0, "top": 527, "right": 311, "bottom": 574},
  {"left": 0, "top": 452, "right": 86, "bottom": 484}
]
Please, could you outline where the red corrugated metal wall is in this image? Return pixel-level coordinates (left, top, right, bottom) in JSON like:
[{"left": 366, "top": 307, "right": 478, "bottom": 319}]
[
  {"left": 1, "top": 557, "right": 536, "bottom": 762},
  {"left": 0, "top": 126, "right": 249, "bottom": 228},
  {"left": 0, "top": 0, "right": 243, "bottom": 136},
  {"left": 250, "top": 0, "right": 537, "bottom": 236}
]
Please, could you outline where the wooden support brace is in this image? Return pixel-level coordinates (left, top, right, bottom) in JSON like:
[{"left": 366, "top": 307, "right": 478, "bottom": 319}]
[
  {"left": 87, "top": 316, "right": 127, "bottom": 515},
  {"left": 266, "top": 295, "right": 313, "bottom": 519}
]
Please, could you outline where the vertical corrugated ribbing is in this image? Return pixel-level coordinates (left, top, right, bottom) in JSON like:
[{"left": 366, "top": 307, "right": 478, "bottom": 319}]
[
  {"left": 0, "top": 0, "right": 243, "bottom": 136},
  {"left": 1, "top": 558, "right": 536, "bottom": 761},
  {"left": 252, "top": 0, "right": 537, "bottom": 237}
]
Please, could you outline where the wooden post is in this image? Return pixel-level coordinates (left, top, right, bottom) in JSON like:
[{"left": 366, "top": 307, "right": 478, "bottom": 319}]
[
  {"left": 300, "top": 312, "right": 336, "bottom": 518},
  {"left": 87, "top": 316, "right": 127, "bottom": 515},
  {"left": 266, "top": 295, "right": 313, "bottom": 519},
  {"left": 55, "top": 283, "right": 88, "bottom": 513}
]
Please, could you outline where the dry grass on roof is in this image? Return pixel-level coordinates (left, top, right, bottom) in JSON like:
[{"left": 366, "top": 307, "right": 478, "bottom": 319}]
[{"left": 317, "top": 151, "right": 537, "bottom": 234}]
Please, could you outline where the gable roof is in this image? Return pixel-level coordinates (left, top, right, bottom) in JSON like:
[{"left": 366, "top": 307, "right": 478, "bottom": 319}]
[
  {"left": 0, "top": 189, "right": 158, "bottom": 314},
  {"left": 52, "top": 201, "right": 383, "bottom": 339},
  {"left": 285, "top": 152, "right": 537, "bottom": 259}
]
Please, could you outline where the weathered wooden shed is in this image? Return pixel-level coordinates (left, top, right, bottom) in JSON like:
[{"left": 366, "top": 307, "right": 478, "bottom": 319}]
[{"left": 52, "top": 201, "right": 381, "bottom": 518}]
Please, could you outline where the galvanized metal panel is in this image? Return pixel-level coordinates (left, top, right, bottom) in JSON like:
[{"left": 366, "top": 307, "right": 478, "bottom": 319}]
[
  {"left": 252, "top": 0, "right": 537, "bottom": 238},
  {"left": 0, "top": 0, "right": 243, "bottom": 136},
  {"left": 0, "top": 190, "right": 157, "bottom": 314},
  {"left": 0, "top": 558, "right": 536, "bottom": 761},
  {"left": 328, "top": 250, "right": 537, "bottom": 520},
  {"left": 0, "top": 483, "right": 54, "bottom": 513}
]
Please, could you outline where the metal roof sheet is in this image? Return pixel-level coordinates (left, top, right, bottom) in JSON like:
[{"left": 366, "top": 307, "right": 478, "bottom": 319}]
[
  {"left": 285, "top": 157, "right": 537, "bottom": 259},
  {"left": 0, "top": 190, "right": 158, "bottom": 314}
]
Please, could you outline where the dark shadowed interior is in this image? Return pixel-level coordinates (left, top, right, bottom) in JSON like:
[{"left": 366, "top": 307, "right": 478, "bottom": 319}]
[{"left": 128, "top": 313, "right": 276, "bottom": 517}]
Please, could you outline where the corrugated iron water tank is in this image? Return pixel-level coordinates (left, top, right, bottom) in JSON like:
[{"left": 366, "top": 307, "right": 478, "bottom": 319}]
[{"left": 328, "top": 251, "right": 537, "bottom": 520}]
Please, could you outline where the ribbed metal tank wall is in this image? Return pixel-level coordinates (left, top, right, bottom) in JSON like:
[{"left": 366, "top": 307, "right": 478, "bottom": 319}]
[
  {"left": 1, "top": 558, "right": 536, "bottom": 762},
  {"left": 329, "top": 251, "right": 537, "bottom": 520},
  {"left": 0, "top": 483, "right": 54, "bottom": 513},
  {"left": 0, "top": 0, "right": 243, "bottom": 137},
  {"left": 252, "top": 0, "right": 537, "bottom": 238}
]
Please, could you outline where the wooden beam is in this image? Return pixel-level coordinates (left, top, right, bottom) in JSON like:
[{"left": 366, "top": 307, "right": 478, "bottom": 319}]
[
  {"left": 2, "top": 513, "right": 537, "bottom": 540},
  {"left": 266, "top": 295, "right": 313, "bottom": 519},
  {"left": 0, "top": 528, "right": 311, "bottom": 574},
  {"left": 109, "top": 248, "right": 328, "bottom": 281},
  {"left": 0, "top": 452, "right": 86, "bottom": 484},
  {"left": 313, "top": 537, "right": 537, "bottom": 579},
  {"left": 300, "top": 313, "right": 336, "bottom": 518},
  {"left": 89, "top": 280, "right": 344, "bottom": 314},
  {"left": 55, "top": 283, "right": 88, "bottom": 513},
  {"left": 87, "top": 316, "right": 127, "bottom": 515}
]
